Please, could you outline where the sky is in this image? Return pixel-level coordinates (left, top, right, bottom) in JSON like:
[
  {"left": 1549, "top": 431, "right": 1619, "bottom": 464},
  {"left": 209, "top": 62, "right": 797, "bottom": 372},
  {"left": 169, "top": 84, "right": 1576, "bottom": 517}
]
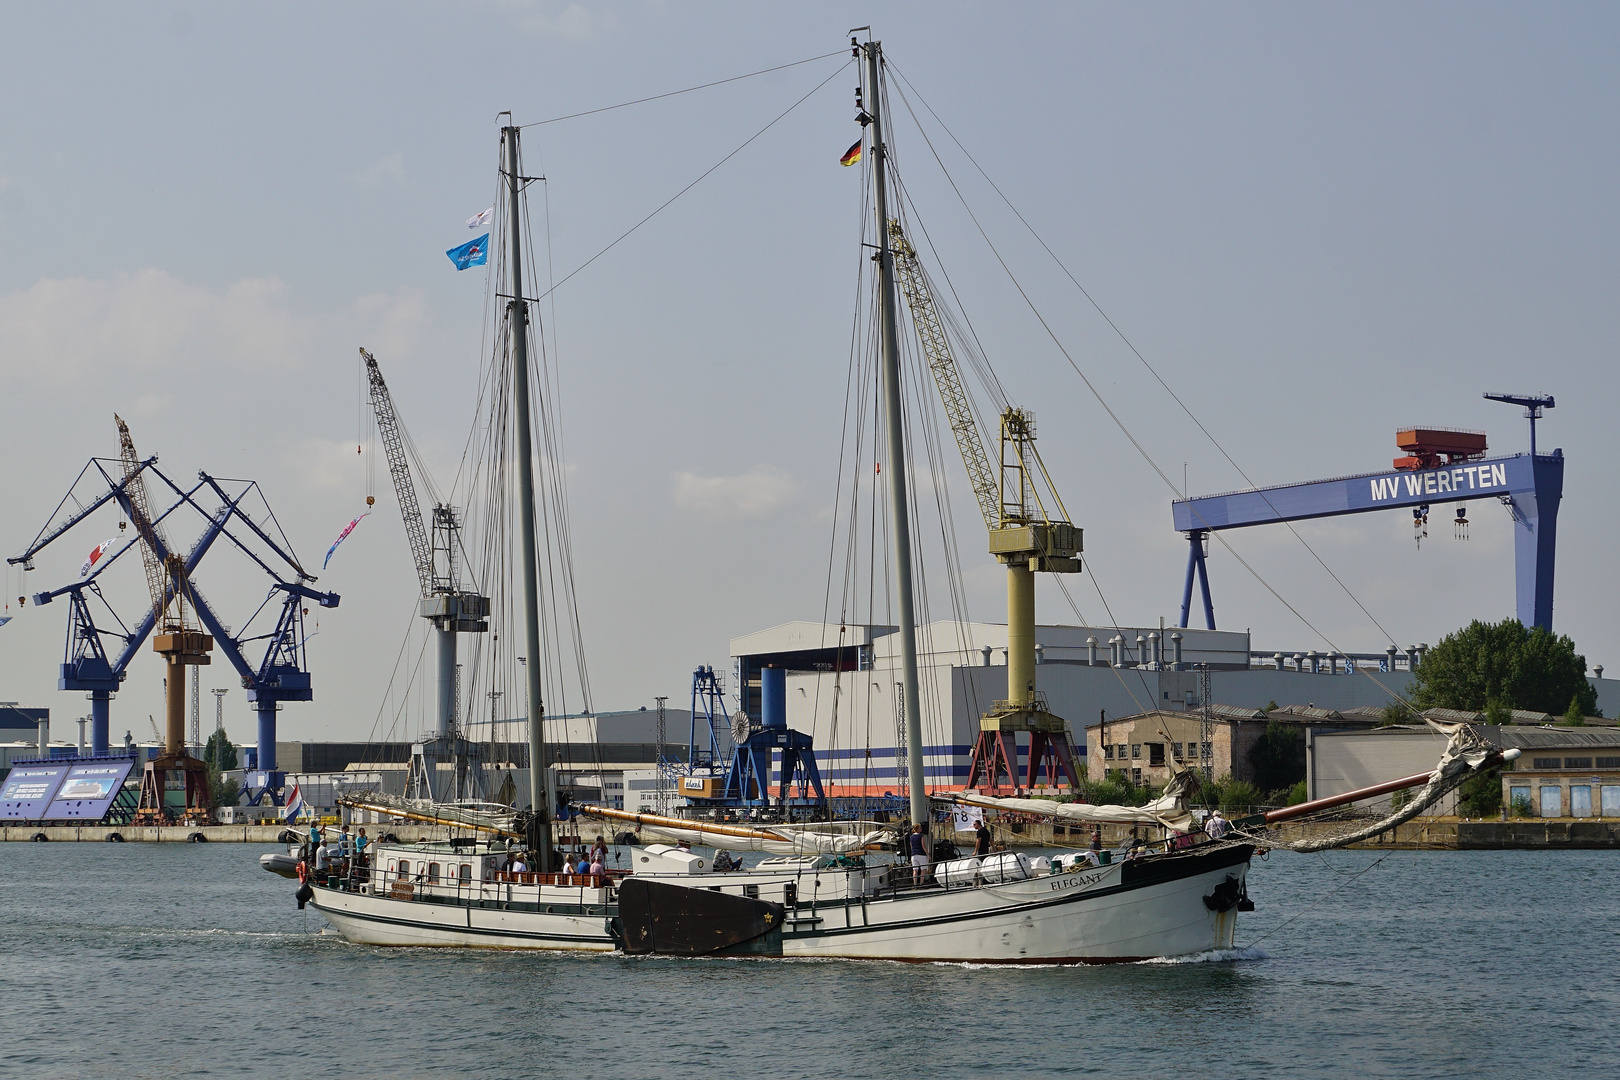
[{"left": 2, "top": 2, "right": 1616, "bottom": 748}]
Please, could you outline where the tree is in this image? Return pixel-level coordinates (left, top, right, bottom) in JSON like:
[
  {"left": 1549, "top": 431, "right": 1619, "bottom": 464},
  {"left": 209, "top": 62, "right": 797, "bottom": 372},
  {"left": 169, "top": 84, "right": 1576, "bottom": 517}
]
[
  {"left": 1560, "top": 696, "right": 1587, "bottom": 727},
  {"left": 1456, "top": 767, "right": 1503, "bottom": 818},
  {"left": 203, "top": 730, "right": 238, "bottom": 771},
  {"left": 1483, "top": 700, "right": 1511, "bottom": 726},
  {"left": 1410, "top": 618, "right": 1599, "bottom": 717},
  {"left": 1247, "top": 719, "right": 1305, "bottom": 796}
]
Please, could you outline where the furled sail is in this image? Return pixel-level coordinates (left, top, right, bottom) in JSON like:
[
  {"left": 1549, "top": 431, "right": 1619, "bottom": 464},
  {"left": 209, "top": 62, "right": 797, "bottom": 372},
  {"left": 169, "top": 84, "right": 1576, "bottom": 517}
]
[
  {"left": 576, "top": 805, "right": 896, "bottom": 856},
  {"left": 952, "top": 771, "right": 1198, "bottom": 831}
]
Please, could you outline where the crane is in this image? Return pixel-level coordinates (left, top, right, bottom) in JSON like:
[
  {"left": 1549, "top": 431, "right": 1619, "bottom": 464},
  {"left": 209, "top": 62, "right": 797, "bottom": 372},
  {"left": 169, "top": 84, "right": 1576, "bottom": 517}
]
[
  {"left": 115, "top": 414, "right": 215, "bottom": 823},
  {"left": 11, "top": 448, "right": 338, "bottom": 802},
  {"left": 361, "top": 348, "right": 490, "bottom": 802},
  {"left": 888, "top": 221, "right": 1084, "bottom": 795}
]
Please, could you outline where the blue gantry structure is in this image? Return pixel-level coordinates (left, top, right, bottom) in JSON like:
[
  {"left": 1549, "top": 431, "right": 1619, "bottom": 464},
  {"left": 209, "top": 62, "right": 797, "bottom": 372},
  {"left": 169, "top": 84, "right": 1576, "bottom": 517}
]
[
  {"left": 1171, "top": 393, "right": 1562, "bottom": 631},
  {"left": 675, "top": 664, "right": 825, "bottom": 814},
  {"left": 8, "top": 456, "right": 338, "bottom": 803}
]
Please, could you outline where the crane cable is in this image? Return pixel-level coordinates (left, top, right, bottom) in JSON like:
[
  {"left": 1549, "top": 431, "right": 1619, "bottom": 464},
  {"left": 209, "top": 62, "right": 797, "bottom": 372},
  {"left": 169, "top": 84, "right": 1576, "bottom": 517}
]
[{"left": 882, "top": 59, "right": 1412, "bottom": 705}]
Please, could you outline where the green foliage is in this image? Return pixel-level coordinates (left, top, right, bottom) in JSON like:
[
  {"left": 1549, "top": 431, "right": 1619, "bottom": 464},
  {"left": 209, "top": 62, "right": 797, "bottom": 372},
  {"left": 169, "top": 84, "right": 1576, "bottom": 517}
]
[
  {"left": 1456, "top": 767, "right": 1503, "bottom": 818},
  {"left": 1247, "top": 719, "right": 1305, "bottom": 795},
  {"left": 1411, "top": 618, "right": 1599, "bottom": 717},
  {"left": 1483, "top": 700, "right": 1512, "bottom": 726},
  {"left": 1510, "top": 793, "right": 1534, "bottom": 818},
  {"left": 205, "top": 763, "right": 239, "bottom": 811},
  {"left": 1287, "top": 780, "right": 1308, "bottom": 806},
  {"left": 1087, "top": 770, "right": 1154, "bottom": 808},
  {"left": 1559, "top": 696, "right": 1587, "bottom": 727},
  {"left": 1200, "top": 773, "right": 1262, "bottom": 813},
  {"left": 1263, "top": 701, "right": 1279, "bottom": 713},
  {"left": 203, "top": 730, "right": 238, "bottom": 771},
  {"left": 1380, "top": 701, "right": 1416, "bottom": 726}
]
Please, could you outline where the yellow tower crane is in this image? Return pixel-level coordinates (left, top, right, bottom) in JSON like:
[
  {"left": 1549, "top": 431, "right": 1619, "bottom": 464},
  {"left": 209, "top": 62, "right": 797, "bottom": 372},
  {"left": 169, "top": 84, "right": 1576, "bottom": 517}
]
[
  {"left": 116, "top": 414, "right": 214, "bottom": 824},
  {"left": 888, "top": 221, "right": 1084, "bottom": 794}
]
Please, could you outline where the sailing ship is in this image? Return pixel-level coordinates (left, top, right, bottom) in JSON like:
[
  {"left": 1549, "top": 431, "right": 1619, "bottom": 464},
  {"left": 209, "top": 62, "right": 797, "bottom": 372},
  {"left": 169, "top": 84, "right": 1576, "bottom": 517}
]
[{"left": 290, "top": 43, "right": 1516, "bottom": 962}]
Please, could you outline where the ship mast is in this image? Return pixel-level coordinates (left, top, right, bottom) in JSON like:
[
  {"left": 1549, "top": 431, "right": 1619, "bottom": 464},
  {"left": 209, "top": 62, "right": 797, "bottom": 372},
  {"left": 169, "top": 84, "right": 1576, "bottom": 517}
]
[
  {"left": 503, "top": 121, "right": 553, "bottom": 873},
  {"left": 862, "top": 40, "right": 928, "bottom": 829}
]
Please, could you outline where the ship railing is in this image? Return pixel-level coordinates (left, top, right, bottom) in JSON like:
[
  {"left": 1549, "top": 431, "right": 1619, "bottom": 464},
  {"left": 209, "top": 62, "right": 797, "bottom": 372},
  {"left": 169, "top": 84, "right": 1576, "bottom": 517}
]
[{"left": 319, "top": 860, "right": 623, "bottom": 906}]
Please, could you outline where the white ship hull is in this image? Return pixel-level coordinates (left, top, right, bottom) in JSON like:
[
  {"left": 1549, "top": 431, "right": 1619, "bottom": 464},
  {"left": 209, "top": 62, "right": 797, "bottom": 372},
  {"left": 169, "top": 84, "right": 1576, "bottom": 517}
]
[{"left": 300, "top": 842, "right": 1250, "bottom": 963}]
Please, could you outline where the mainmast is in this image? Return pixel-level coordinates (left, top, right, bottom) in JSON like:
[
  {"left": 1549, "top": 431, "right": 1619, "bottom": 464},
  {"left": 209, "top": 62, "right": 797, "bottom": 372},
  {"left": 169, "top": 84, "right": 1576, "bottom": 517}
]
[
  {"left": 503, "top": 121, "right": 553, "bottom": 873},
  {"left": 861, "top": 40, "right": 928, "bottom": 828}
]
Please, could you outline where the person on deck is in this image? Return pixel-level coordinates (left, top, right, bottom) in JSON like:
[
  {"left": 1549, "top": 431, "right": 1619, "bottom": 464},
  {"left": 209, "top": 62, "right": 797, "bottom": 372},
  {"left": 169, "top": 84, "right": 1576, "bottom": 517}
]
[
  {"left": 1205, "top": 810, "right": 1228, "bottom": 840},
  {"left": 575, "top": 853, "right": 591, "bottom": 876},
  {"left": 908, "top": 824, "right": 929, "bottom": 887},
  {"left": 308, "top": 823, "right": 321, "bottom": 850},
  {"left": 1090, "top": 828, "right": 1103, "bottom": 853},
  {"left": 974, "top": 820, "right": 991, "bottom": 858},
  {"left": 314, "top": 840, "right": 331, "bottom": 877},
  {"left": 588, "top": 854, "right": 604, "bottom": 881},
  {"left": 591, "top": 836, "right": 608, "bottom": 866}
]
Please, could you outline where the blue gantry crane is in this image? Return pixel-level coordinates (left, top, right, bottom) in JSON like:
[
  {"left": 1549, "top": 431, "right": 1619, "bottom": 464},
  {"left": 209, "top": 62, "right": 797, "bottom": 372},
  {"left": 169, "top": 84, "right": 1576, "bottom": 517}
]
[
  {"left": 1170, "top": 393, "right": 1561, "bottom": 631},
  {"left": 9, "top": 450, "right": 337, "bottom": 802},
  {"left": 673, "top": 664, "right": 825, "bottom": 816}
]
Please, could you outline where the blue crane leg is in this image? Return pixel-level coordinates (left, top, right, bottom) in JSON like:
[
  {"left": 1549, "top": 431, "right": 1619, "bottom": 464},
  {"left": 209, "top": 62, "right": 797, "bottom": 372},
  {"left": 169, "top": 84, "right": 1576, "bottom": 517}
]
[
  {"left": 1179, "top": 534, "right": 1199, "bottom": 628},
  {"left": 91, "top": 692, "right": 110, "bottom": 756},
  {"left": 1195, "top": 540, "right": 1217, "bottom": 630},
  {"left": 256, "top": 703, "right": 278, "bottom": 772},
  {"left": 1516, "top": 452, "right": 1564, "bottom": 630}
]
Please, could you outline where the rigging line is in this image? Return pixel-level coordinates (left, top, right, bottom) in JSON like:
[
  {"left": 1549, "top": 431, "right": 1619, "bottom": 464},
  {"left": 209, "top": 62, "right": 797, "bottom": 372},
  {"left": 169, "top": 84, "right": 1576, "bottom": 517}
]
[
  {"left": 526, "top": 59, "right": 852, "bottom": 305},
  {"left": 883, "top": 71, "right": 1396, "bottom": 696},
  {"left": 886, "top": 60, "right": 1404, "bottom": 653},
  {"left": 520, "top": 51, "right": 846, "bottom": 127},
  {"left": 1243, "top": 849, "right": 1396, "bottom": 949}
]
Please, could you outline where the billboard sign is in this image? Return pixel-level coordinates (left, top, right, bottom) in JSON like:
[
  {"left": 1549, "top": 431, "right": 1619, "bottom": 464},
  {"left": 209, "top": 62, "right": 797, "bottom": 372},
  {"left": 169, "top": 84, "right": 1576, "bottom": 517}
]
[
  {"left": 43, "top": 760, "right": 136, "bottom": 821},
  {"left": 0, "top": 764, "right": 72, "bottom": 821}
]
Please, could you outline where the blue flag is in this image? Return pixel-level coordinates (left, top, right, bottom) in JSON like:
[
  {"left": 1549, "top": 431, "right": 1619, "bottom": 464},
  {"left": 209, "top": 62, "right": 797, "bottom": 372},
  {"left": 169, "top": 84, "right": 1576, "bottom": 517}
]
[{"left": 447, "top": 233, "right": 490, "bottom": 270}]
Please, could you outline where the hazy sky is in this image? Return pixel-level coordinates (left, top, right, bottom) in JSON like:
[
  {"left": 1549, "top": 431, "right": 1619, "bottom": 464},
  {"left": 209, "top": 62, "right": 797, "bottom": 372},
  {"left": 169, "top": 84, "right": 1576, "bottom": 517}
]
[{"left": 2, "top": 2, "right": 1616, "bottom": 746}]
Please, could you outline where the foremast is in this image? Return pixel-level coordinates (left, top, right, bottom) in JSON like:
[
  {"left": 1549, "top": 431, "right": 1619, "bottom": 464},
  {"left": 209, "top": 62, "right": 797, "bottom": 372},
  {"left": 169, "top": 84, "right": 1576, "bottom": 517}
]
[
  {"left": 860, "top": 39, "right": 928, "bottom": 828},
  {"left": 502, "top": 121, "right": 554, "bottom": 873}
]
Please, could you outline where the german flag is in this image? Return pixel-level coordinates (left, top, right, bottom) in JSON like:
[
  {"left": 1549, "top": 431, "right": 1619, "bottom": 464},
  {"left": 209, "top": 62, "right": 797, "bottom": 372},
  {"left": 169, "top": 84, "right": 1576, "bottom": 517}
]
[{"left": 840, "top": 138, "right": 863, "bottom": 167}]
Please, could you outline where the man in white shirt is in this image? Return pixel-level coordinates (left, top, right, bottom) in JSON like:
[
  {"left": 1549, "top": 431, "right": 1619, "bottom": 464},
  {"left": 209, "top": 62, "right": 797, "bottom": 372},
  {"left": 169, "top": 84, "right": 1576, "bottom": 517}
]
[{"left": 1205, "top": 810, "right": 1228, "bottom": 840}]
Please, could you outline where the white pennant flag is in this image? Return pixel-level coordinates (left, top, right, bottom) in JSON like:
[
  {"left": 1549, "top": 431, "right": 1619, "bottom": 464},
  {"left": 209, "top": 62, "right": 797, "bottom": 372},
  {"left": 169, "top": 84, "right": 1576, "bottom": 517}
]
[{"left": 467, "top": 206, "right": 493, "bottom": 230}]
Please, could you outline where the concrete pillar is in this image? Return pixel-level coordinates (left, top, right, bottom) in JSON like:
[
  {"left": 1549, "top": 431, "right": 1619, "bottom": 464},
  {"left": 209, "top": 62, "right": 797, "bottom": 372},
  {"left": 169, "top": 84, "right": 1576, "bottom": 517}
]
[
  {"left": 1034, "top": 643, "right": 1045, "bottom": 666},
  {"left": 1135, "top": 635, "right": 1147, "bottom": 668},
  {"left": 1308, "top": 649, "right": 1320, "bottom": 674},
  {"left": 1292, "top": 653, "right": 1304, "bottom": 672},
  {"left": 1386, "top": 646, "right": 1399, "bottom": 673},
  {"left": 37, "top": 717, "right": 49, "bottom": 758},
  {"left": 1148, "top": 632, "right": 1161, "bottom": 669},
  {"left": 1171, "top": 632, "right": 1184, "bottom": 670},
  {"left": 1406, "top": 645, "right": 1419, "bottom": 671},
  {"left": 1086, "top": 636, "right": 1098, "bottom": 666},
  {"left": 1274, "top": 652, "right": 1285, "bottom": 671},
  {"left": 981, "top": 645, "right": 992, "bottom": 667},
  {"left": 91, "top": 691, "right": 111, "bottom": 756}
]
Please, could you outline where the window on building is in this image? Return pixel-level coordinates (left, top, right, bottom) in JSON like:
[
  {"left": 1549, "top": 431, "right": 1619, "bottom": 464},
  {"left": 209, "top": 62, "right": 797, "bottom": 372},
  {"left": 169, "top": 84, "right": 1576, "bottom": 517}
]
[
  {"left": 1173, "top": 743, "right": 1184, "bottom": 758},
  {"left": 1565, "top": 758, "right": 1593, "bottom": 770},
  {"left": 1116, "top": 744, "right": 1127, "bottom": 759},
  {"left": 1131, "top": 744, "right": 1142, "bottom": 760},
  {"left": 1509, "top": 785, "right": 1531, "bottom": 814},
  {"left": 1602, "top": 786, "right": 1620, "bottom": 816},
  {"left": 1131, "top": 768, "right": 1142, "bottom": 785},
  {"left": 459, "top": 863, "right": 472, "bottom": 884},
  {"left": 1532, "top": 758, "right": 1562, "bottom": 770},
  {"left": 1148, "top": 743, "right": 1165, "bottom": 767},
  {"left": 1104, "top": 745, "right": 1114, "bottom": 760},
  {"left": 1596, "top": 757, "right": 1620, "bottom": 769},
  {"left": 397, "top": 860, "right": 408, "bottom": 878},
  {"left": 427, "top": 862, "right": 441, "bottom": 883},
  {"left": 1539, "top": 786, "right": 1562, "bottom": 818},
  {"left": 1571, "top": 785, "right": 1593, "bottom": 817}
]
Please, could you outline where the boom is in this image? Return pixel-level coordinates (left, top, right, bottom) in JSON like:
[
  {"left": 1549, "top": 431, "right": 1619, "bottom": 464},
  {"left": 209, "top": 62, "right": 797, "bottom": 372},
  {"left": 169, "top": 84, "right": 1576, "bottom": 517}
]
[
  {"left": 114, "top": 415, "right": 173, "bottom": 625},
  {"left": 889, "top": 221, "right": 1000, "bottom": 530},
  {"left": 361, "top": 348, "right": 435, "bottom": 598}
]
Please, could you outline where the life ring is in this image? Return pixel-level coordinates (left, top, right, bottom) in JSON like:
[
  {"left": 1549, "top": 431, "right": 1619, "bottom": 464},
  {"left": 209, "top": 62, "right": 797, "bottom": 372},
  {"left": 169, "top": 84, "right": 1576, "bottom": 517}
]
[{"left": 297, "top": 860, "right": 309, "bottom": 884}]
